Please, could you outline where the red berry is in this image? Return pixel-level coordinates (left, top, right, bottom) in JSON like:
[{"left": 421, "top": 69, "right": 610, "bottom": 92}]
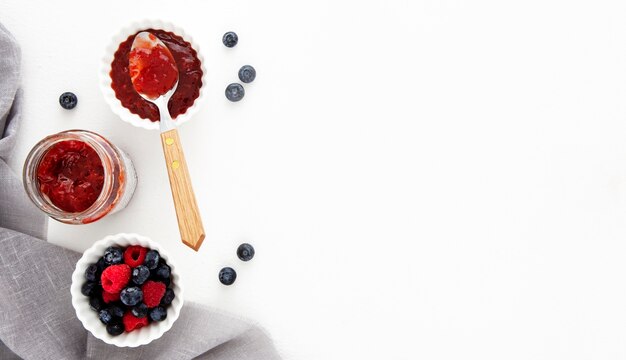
[
  {"left": 101, "top": 264, "right": 131, "bottom": 293},
  {"left": 142, "top": 280, "right": 166, "bottom": 308},
  {"left": 123, "top": 246, "right": 148, "bottom": 268},
  {"left": 123, "top": 311, "right": 148, "bottom": 332},
  {"left": 102, "top": 290, "right": 120, "bottom": 304}
]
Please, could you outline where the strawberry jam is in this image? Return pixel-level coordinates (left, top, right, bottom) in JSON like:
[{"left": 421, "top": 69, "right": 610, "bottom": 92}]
[
  {"left": 36, "top": 140, "right": 104, "bottom": 213},
  {"left": 110, "top": 29, "right": 202, "bottom": 122},
  {"left": 128, "top": 33, "right": 178, "bottom": 100}
]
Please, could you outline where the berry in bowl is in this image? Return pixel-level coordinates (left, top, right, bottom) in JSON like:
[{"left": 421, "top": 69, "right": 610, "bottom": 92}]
[
  {"left": 100, "top": 20, "right": 206, "bottom": 130},
  {"left": 71, "top": 233, "right": 183, "bottom": 347}
]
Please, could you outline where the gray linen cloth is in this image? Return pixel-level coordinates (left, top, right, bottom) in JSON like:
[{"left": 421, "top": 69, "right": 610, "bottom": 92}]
[{"left": 0, "top": 23, "right": 281, "bottom": 360}]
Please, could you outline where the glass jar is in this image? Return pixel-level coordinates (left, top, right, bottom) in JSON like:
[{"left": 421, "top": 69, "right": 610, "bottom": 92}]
[{"left": 23, "top": 130, "right": 137, "bottom": 224}]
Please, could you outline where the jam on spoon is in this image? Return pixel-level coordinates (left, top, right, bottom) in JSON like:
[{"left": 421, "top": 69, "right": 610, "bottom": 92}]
[{"left": 128, "top": 33, "right": 179, "bottom": 100}]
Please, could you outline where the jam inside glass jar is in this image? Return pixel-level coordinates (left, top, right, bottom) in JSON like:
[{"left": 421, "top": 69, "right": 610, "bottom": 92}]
[
  {"left": 36, "top": 140, "right": 105, "bottom": 213},
  {"left": 23, "top": 130, "right": 137, "bottom": 224}
]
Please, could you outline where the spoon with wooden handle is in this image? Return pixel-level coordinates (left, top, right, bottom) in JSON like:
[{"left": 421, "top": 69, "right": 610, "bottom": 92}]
[{"left": 129, "top": 31, "right": 205, "bottom": 251}]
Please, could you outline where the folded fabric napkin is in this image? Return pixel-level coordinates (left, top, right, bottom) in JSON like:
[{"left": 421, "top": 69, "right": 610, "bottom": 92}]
[{"left": 0, "top": 23, "right": 281, "bottom": 360}]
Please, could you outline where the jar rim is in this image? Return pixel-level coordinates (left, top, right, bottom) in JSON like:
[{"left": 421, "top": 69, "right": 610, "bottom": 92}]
[{"left": 22, "top": 129, "right": 125, "bottom": 224}]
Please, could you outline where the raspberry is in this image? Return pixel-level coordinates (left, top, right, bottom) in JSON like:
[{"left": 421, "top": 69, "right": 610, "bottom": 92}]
[
  {"left": 123, "top": 311, "right": 148, "bottom": 332},
  {"left": 102, "top": 291, "right": 120, "bottom": 304},
  {"left": 101, "top": 264, "right": 131, "bottom": 294},
  {"left": 141, "top": 281, "right": 166, "bottom": 308},
  {"left": 123, "top": 246, "right": 148, "bottom": 268}
]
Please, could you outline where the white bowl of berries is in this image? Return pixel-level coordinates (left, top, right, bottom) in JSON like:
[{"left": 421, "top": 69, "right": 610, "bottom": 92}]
[{"left": 70, "top": 233, "right": 184, "bottom": 347}]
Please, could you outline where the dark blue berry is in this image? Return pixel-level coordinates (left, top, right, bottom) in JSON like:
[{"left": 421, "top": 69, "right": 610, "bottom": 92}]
[
  {"left": 238, "top": 65, "right": 256, "bottom": 83},
  {"left": 81, "top": 282, "right": 98, "bottom": 297},
  {"left": 84, "top": 264, "right": 98, "bottom": 282},
  {"left": 149, "top": 306, "right": 167, "bottom": 321},
  {"left": 103, "top": 247, "right": 123, "bottom": 265},
  {"left": 132, "top": 265, "right": 150, "bottom": 285},
  {"left": 98, "top": 309, "right": 114, "bottom": 325},
  {"left": 219, "top": 267, "right": 237, "bottom": 285},
  {"left": 131, "top": 303, "right": 149, "bottom": 318},
  {"left": 89, "top": 297, "right": 104, "bottom": 311},
  {"left": 96, "top": 257, "right": 108, "bottom": 272},
  {"left": 155, "top": 263, "right": 171, "bottom": 279},
  {"left": 59, "top": 92, "right": 77, "bottom": 110},
  {"left": 144, "top": 250, "right": 160, "bottom": 270},
  {"left": 109, "top": 304, "right": 124, "bottom": 318},
  {"left": 222, "top": 31, "right": 238, "bottom": 47},
  {"left": 225, "top": 83, "right": 245, "bottom": 102},
  {"left": 120, "top": 286, "right": 143, "bottom": 306},
  {"left": 161, "top": 288, "right": 175, "bottom": 305},
  {"left": 236, "top": 243, "right": 255, "bottom": 261},
  {"left": 106, "top": 323, "right": 124, "bottom": 336}
]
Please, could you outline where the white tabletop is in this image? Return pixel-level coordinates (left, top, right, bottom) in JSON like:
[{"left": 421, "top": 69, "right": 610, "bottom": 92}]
[{"left": 3, "top": 1, "right": 626, "bottom": 359}]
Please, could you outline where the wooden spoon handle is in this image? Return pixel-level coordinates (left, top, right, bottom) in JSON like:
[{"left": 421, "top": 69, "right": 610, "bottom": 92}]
[{"left": 160, "top": 128, "right": 205, "bottom": 251}]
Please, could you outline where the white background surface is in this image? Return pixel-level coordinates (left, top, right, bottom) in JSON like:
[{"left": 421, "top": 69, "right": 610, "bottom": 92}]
[{"left": 2, "top": 0, "right": 626, "bottom": 359}]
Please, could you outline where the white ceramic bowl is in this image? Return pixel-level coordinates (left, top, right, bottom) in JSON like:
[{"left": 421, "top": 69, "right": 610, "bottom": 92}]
[
  {"left": 99, "top": 20, "right": 206, "bottom": 130},
  {"left": 70, "top": 233, "right": 184, "bottom": 347}
]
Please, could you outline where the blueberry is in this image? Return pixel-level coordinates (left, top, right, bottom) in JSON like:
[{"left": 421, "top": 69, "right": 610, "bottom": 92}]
[
  {"left": 106, "top": 323, "right": 124, "bottom": 336},
  {"left": 132, "top": 265, "right": 150, "bottom": 285},
  {"left": 81, "top": 282, "right": 97, "bottom": 297},
  {"left": 149, "top": 306, "right": 167, "bottom": 322},
  {"left": 84, "top": 263, "right": 98, "bottom": 282},
  {"left": 225, "top": 83, "right": 245, "bottom": 102},
  {"left": 131, "top": 303, "right": 149, "bottom": 318},
  {"left": 108, "top": 304, "right": 124, "bottom": 318},
  {"left": 59, "top": 92, "right": 77, "bottom": 110},
  {"left": 96, "top": 257, "right": 108, "bottom": 272},
  {"left": 144, "top": 250, "right": 160, "bottom": 270},
  {"left": 89, "top": 297, "right": 104, "bottom": 312},
  {"left": 236, "top": 243, "right": 255, "bottom": 261},
  {"left": 155, "top": 263, "right": 171, "bottom": 279},
  {"left": 218, "top": 267, "right": 237, "bottom": 285},
  {"left": 222, "top": 31, "right": 238, "bottom": 48},
  {"left": 98, "top": 309, "right": 114, "bottom": 325},
  {"left": 103, "top": 247, "right": 123, "bottom": 265},
  {"left": 238, "top": 65, "right": 256, "bottom": 83},
  {"left": 161, "top": 288, "right": 175, "bottom": 306},
  {"left": 159, "top": 277, "right": 171, "bottom": 287},
  {"left": 120, "top": 286, "right": 143, "bottom": 306}
]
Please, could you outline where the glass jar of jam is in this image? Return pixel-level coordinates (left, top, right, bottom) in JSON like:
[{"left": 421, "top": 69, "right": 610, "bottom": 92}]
[{"left": 23, "top": 130, "right": 137, "bottom": 224}]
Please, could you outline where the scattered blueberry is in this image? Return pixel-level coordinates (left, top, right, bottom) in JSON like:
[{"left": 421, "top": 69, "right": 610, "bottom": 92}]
[
  {"left": 106, "top": 323, "right": 124, "bottom": 336},
  {"left": 109, "top": 304, "right": 124, "bottom": 318},
  {"left": 59, "top": 92, "right": 78, "bottom": 110},
  {"left": 132, "top": 265, "right": 150, "bottom": 285},
  {"left": 103, "top": 247, "right": 123, "bottom": 265},
  {"left": 89, "top": 297, "right": 104, "bottom": 312},
  {"left": 161, "top": 288, "right": 175, "bottom": 306},
  {"left": 85, "top": 263, "right": 99, "bottom": 282},
  {"left": 149, "top": 306, "right": 167, "bottom": 322},
  {"left": 155, "top": 263, "right": 171, "bottom": 279},
  {"left": 120, "top": 286, "right": 143, "bottom": 306},
  {"left": 81, "top": 282, "right": 97, "bottom": 297},
  {"left": 98, "top": 309, "right": 114, "bottom": 325},
  {"left": 236, "top": 243, "right": 255, "bottom": 261},
  {"left": 225, "top": 83, "right": 245, "bottom": 102},
  {"left": 131, "top": 303, "right": 149, "bottom": 318},
  {"left": 238, "top": 65, "right": 256, "bottom": 83},
  {"left": 144, "top": 250, "right": 160, "bottom": 270},
  {"left": 222, "top": 31, "right": 238, "bottom": 48},
  {"left": 219, "top": 267, "right": 237, "bottom": 285}
]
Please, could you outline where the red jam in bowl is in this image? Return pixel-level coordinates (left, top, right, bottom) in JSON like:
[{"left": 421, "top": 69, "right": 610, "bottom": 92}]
[
  {"left": 128, "top": 33, "right": 179, "bottom": 100},
  {"left": 110, "top": 29, "right": 202, "bottom": 122},
  {"left": 36, "top": 140, "right": 104, "bottom": 213}
]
